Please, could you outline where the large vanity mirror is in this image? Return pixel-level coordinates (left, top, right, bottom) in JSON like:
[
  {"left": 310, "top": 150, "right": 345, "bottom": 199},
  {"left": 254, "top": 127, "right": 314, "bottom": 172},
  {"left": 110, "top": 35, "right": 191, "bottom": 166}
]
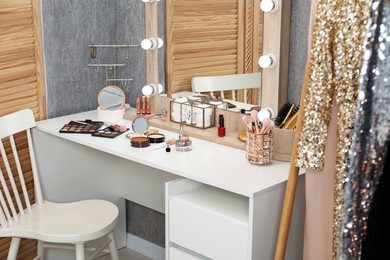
[
  {"left": 130, "top": 0, "right": 291, "bottom": 149},
  {"left": 160, "top": 0, "right": 291, "bottom": 112},
  {"left": 164, "top": 0, "right": 264, "bottom": 107}
]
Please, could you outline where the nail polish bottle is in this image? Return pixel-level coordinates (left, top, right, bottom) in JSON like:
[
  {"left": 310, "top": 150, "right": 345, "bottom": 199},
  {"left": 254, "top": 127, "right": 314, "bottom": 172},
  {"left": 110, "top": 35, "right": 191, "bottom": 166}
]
[{"left": 218, "top": 114, "right": 226, "bottom": 137}]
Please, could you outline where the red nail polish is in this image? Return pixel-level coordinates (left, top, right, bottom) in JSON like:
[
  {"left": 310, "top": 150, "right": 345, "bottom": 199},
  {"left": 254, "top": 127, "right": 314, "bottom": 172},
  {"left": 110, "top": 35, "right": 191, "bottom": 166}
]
[{"left": 218, "top": 114, "right": 226, "bottom": 137}]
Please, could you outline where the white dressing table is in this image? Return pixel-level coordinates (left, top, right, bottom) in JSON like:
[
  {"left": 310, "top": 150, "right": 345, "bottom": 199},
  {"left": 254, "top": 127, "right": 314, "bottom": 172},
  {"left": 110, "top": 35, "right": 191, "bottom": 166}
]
[{"left": 32, "top": 110, "right": 305, "bottom": 260}]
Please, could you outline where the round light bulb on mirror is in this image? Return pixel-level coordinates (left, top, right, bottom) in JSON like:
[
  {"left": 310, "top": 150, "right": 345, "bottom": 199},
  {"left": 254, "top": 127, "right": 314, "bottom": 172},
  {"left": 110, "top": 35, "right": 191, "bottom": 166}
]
[
  {"left": 142, "top": 84, "right": 160, "bottom": 96},
  {"left": 157, "top": 38, "right": 164, "bottom": 49},
  {"left": 141, "top": 38, "right": 157, "bottom": 50},
  {"left": 258, "top": 107, "right": 275, "bottom": 121},
  {"left": 260, "top": 0, "right": 278, "bottom": 12},
  {"left": 141, "top": 0, "right": 160, "bottom": 3},
  {"left": 142, "top": 85, "right": 153, "bottom": 96},
  {"left": 258, "top": 54, "right": 277, "bottom": 69},
  {"left": 157, "top": 83, "right": 164, "bottom": 94}
]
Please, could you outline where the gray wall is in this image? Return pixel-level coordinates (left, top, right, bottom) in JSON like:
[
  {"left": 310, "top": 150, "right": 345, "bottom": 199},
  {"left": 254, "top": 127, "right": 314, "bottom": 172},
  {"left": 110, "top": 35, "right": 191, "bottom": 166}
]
[
  {"left": 287, "top": 0, "right": 312, "bottom": 104},
  {"left": 42, "top": 0, "right": 162, "bottom": 118},
  {"left": 42, "top": 0, "right": 116, "bottom": 118}
]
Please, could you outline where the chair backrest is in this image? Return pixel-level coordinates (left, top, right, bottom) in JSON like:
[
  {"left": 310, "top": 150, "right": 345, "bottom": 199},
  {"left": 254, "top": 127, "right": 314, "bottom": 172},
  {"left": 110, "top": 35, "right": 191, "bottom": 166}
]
[
  {"left": 0, "top": 109, "right": 43, "bottom": 228},
  {"left": 191, "top": 73, "right": 262, "bottom": 104}
]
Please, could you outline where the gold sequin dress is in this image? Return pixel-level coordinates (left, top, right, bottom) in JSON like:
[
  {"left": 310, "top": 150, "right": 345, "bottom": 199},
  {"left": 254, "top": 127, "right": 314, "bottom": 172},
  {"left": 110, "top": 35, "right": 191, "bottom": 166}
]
[{"left": 295, "top": 0, "right": 371, "bottom": 257}]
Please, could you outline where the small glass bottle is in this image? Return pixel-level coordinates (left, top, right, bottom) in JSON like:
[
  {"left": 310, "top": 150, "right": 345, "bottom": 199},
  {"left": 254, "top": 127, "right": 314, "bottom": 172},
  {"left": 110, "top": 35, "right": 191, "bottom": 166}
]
[{"left": 175, "top": 122, "right": 192, "bottom": 151}]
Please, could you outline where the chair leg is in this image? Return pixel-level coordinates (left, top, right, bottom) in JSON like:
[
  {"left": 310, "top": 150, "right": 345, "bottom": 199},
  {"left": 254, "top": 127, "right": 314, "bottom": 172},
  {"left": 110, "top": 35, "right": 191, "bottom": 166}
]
[
  {"left": 7, "top": 237, "right": 21, "bottom": 260},
  {"left": 108, "top": 232, "right": 119, "bottom": 260},
  {"left": 37, "top": 240, "right": 45, "bottom": 259},
  {"left": 75, "top": 243, "right": 85, "bottom": 260}
]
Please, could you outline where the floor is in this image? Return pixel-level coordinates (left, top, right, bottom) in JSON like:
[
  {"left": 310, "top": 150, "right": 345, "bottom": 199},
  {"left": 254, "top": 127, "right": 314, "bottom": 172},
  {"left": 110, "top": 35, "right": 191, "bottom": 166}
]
[{"left": 96, "top": 248, "right": 152, "bottom": 260}]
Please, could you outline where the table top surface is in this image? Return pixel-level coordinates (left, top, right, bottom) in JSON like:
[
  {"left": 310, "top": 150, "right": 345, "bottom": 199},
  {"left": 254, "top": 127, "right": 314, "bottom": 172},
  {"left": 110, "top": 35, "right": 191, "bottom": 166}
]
[{"left": 35, "top": 110, "right": 297, "bottom": 198}]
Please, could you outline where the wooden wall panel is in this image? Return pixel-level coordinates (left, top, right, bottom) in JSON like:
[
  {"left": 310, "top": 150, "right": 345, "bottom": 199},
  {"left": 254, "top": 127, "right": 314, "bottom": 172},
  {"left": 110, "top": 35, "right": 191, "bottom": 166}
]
[
  {"left": 0, "top": 0, "right": 46, "bottom": 258},
  {"left": 0, "top": 0, "right": 45, "bottom": 119},
  {"left": 166, "top": 0, "right": 245, "bottom": 96}
]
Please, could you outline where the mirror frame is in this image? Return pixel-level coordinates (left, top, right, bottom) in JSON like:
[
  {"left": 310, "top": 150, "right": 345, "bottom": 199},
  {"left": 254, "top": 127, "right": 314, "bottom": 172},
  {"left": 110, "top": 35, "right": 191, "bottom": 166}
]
[
  {"left": 98, "top": 85, "right": 126, "bottom": 110},
  {"left": 261, "top": 0, "right": 291, "bottom": 110},
  {"left": 145, "top": 0, "right": 159, "bottom": 97}
]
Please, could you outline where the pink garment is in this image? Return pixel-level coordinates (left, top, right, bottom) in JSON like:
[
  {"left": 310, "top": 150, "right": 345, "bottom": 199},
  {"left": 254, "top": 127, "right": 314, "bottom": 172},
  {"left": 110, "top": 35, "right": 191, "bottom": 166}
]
[
  {"left": 303, "top": 98, "right": 338, "bottom": 260},
  {"left": 302, "top": 1, "right": 336, "bottom": 259}
]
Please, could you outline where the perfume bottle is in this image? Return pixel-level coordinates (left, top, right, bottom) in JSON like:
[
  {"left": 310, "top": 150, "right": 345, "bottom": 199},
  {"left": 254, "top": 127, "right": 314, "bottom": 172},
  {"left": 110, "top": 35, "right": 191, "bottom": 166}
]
[{"left": 175, "top": 122, "right": 192, "bottom": 152}]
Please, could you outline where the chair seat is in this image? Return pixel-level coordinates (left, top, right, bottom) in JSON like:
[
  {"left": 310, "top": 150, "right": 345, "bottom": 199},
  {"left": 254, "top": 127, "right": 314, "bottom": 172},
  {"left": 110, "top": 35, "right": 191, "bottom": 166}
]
[{"left": 0, "top": 200, "right": 119, "bottom": 244}]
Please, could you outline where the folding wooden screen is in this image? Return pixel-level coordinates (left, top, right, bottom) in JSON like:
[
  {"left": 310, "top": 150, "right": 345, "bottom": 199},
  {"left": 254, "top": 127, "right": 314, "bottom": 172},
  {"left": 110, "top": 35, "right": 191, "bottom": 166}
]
[{"left": 0, "top": 0, "right": 46, "bottom": 258}]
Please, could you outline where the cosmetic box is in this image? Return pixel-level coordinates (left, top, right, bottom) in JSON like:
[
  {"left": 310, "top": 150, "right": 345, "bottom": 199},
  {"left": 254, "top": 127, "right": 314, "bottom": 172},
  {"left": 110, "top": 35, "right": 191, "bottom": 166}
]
[
  {"left": 170, "top": 100, "right": 215, "bottom": 129},
  {"left": 272, "top": 128, "right": 295, "bottom": 162}
]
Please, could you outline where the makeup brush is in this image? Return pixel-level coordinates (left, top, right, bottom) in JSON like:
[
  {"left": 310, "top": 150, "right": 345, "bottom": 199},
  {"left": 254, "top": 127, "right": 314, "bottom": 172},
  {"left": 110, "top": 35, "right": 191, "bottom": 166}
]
[
  {"left": 240, "top": 108, "right": 250, "bottom": 114},
  {"left": 250, "top": 110, "right": 260, "bottom": 133},
  {"left": 241, "top": 116, "right": 252, "bottom": 132},
  {"left": 280, "top": 103, "right": 298, "bottom": 128},
  {"left": 144, "top": 113, "right": 166, "bottom": 122},
  {"left": 282, "top": 108, "right": 299, "bottom": 130},
  {"left": 274, "top": 102, "right": 294, "bottom": 127},
  {"left": 260, "top": 118, "right": 272, "bottom": 134},
  {"left": 103, "top": 121, "right": 127, "bottom": 132},
  {"left": 241, "top": 115, "right": 250, "bottom": 126}
]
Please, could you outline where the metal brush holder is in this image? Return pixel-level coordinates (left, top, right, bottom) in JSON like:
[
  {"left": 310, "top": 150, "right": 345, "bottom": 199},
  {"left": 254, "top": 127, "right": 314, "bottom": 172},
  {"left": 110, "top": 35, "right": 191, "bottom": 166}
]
[{"left": 245, "top": 131, "right": 273, "bottom": 165}]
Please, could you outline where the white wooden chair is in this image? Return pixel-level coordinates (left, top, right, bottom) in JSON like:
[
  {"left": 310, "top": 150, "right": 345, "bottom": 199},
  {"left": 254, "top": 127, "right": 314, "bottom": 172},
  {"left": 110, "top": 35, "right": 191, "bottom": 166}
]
[
  {"left": 0, "top": 109, "right": 119, "bottom": 260},
  {"left": 191, "top": 73, "right": 262, "bottom": 105}
]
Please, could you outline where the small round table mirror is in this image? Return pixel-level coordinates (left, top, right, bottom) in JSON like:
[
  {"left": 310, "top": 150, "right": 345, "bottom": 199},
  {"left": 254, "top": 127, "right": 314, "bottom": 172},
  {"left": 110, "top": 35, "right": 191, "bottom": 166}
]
[
  {"left": 132, "top": 116, "right": 149, "bottom": 134},
  {"left": 98, "top": 85, "right": 125, "bottom": 111}
]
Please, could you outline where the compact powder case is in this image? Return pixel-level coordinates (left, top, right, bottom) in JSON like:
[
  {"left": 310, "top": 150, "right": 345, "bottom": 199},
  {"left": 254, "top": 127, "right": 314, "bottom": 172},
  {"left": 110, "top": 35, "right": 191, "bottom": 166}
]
[
  {"left": 126, "top": 132, "right": 143, "bottom": 139},
  {"left": 147, "top": 133, "right": 165, "bottom": 143},
  {"left": 131, "top": 136, "right": 150, "bottom": 148}
]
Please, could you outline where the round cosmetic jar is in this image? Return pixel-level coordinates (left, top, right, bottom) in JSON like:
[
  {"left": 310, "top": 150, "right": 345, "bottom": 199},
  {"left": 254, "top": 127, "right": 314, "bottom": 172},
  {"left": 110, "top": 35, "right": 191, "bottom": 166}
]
[
  {"left": 147, "top": 133, "right": 165, "bottom": 143},
  {"left": 175, "top": 135, "right": 192, "bottom": 152},
  {"left": 131, "top": 136, "right": 150, "bottom": 148}
]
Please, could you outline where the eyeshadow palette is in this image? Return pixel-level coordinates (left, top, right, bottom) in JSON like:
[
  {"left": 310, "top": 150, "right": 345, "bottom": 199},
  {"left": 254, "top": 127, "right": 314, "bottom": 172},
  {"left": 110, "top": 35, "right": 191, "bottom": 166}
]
[
  {"left": 59, "top": 120, "right": 104, "bottom": 134},
  {"left": 92, "top": 127, "right": 129, "bottom": 139}
]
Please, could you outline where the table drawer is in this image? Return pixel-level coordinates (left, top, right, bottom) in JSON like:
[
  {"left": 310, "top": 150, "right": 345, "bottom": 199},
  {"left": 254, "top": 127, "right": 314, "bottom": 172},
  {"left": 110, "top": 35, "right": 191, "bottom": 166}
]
[
  {"left": 169, "top": 186, "right": 249, "bottom": 259},
  {"left": 169, "top": 246, "right": 206, "bottom": 260}
]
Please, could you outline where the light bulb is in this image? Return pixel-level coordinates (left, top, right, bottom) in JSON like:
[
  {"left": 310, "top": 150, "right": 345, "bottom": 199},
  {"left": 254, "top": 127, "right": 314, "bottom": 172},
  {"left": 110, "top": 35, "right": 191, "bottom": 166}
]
[
  {"left": 157, "top": 84, "right": 164, "bottom": 94},
  {"left": 157, "top": 38, "right": 164, "bottom": 49},
  {"left": 142, "top": 0, "right": 160, "bottom": 3},
  {"left": 258, "top": 107, "right": 275, "bottom": 121},
  {"left": 141, "top": 38, "right": 157, "bottom": 50},
  {"left": 260, "top": 0, "right": 278, "bottom": 12},
  {"left": 142, "top": 84, "right": 160, "bottom": 96},
  {"left": 258, "top": 54, "right": 276, "bottom": 68},
  {"left": 142, "top": 85, "right": 154, "bottom": 96}
]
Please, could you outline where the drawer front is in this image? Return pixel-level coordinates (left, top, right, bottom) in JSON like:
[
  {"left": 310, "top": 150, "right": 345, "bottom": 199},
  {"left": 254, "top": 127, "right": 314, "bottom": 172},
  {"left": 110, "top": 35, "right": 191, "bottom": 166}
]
[
  {"left": 169, "top": 199, "right": 248, "bottom": 260},
  {"left": 169, "top": 247, "right": 204, "bottom": 260}
]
